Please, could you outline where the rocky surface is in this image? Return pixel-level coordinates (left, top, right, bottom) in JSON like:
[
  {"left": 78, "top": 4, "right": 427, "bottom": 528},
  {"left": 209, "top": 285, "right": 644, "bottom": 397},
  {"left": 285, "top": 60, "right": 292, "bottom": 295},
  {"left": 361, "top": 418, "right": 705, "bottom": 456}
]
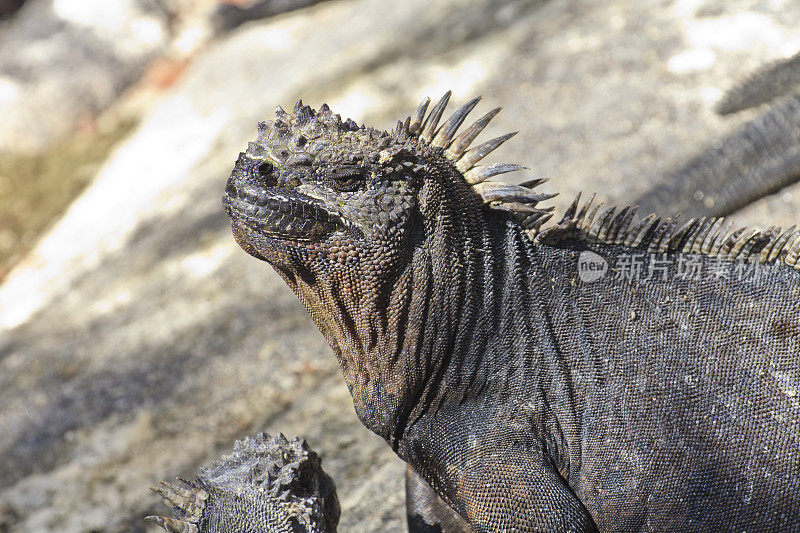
[
  {"left": 0, "top": 0, "right": 171, "bottom": 153},
  {"left": 1, "top": 0, "right": 799, "bottom": 531}
]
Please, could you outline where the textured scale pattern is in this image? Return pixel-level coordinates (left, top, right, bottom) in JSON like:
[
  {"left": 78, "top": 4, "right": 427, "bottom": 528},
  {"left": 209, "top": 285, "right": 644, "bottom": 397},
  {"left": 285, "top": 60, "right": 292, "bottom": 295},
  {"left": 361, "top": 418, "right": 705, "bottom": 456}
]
[
  {"left": 541, "top": 192, "right": 800, "bottom": 268},
  {"left": 148, "top": 433, "right": 339, "bottom": 533},
  {"left": 716, "top": 50, "right": 800, "bottom": 115},
  {"left": 634, "top": 93, "right": 800, "bottom": 220},
  {"left": 223, "top": 93, "right": 800, "bottom": 531}
]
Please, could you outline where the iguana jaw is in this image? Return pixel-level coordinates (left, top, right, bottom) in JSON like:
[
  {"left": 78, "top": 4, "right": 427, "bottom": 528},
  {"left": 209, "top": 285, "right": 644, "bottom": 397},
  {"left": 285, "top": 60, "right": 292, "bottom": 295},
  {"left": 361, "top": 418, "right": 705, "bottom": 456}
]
[
  {"left": 223, "top": 180, "right": 345, "bottom": 242},
  {"left": 222, "top": 151, "right": 365, "bottom": 245}
]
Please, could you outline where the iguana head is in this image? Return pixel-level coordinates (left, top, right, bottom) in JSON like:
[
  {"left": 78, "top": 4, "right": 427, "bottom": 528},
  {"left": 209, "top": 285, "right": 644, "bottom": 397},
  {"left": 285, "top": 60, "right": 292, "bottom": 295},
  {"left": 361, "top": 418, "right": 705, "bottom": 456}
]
[
  {"left": 147, "top": 432, "right": 340, "bottom": 533},
  {"left": 222, "top": 92, "right": 558, "bottom": 440},
  {"left": 222, "top": 100, "right": 420, "bottom": 276},
  {"left": 222, "top": 92, "right": 553, "bottom": 280}
]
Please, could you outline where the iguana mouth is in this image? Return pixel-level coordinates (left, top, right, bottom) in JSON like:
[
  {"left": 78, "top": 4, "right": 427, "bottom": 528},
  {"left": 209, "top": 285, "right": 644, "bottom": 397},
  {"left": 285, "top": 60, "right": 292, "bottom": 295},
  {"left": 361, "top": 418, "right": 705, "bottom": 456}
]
[{"left": 223, "top": 182, "right": 343, "bottom": 240}]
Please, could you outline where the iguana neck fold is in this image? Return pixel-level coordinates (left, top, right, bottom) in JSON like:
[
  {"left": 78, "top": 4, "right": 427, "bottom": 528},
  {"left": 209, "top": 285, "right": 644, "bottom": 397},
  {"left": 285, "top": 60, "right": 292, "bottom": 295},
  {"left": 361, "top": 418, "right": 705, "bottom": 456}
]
[{"left": 272, "top": 160, "right": 506, "bottom": 446}]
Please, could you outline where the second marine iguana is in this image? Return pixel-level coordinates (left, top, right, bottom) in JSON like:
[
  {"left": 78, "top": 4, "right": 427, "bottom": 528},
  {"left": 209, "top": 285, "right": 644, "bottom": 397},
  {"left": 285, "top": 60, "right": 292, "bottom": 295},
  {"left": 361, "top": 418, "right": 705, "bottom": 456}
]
[
  {"left": 147, "top": 432, "right": 340, "bottom": 533},
  {"left": 638, "top": 52, "right": 800, "bottom": 220},
  {"left": 222, "top": 93, "right": 800, "bottom": 531},
  {"left": 633, "top": 93, "right": 800, "bottom": 220},
  {"left": 716, "top": 50, "right": 800, "bottom": 116}
]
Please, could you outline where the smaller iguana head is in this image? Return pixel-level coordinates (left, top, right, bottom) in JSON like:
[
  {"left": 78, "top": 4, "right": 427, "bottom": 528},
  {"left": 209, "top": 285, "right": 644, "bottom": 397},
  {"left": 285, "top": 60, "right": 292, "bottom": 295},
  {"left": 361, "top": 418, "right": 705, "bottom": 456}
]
[
  {"left": 222, "top": 92, "right": 554, "bottom": 283},
  {"left": 147, "top": 432, "right": 340, "bottom": 533}
]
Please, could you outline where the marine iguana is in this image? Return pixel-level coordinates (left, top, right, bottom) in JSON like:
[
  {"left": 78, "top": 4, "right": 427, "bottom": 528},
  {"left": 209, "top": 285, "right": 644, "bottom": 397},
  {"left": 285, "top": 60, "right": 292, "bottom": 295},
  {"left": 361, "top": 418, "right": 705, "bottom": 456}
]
[
  {"left": 147, "top": 432, "right": 340, "bottom": 533},
  {"left": 716, "top": 50, "right": 800, "bottom": 115},
  {"left": 222, "top": 93, "right": 800, "bottom": 531},
  {"left": 639, "top": 52, "right": 800, "bottom": 221},
  {"left": 633, "top": 48, "right": 800, "bottom": 220},
  {"left": 633, "top": 93, "right": 800, "bottom": 219}
]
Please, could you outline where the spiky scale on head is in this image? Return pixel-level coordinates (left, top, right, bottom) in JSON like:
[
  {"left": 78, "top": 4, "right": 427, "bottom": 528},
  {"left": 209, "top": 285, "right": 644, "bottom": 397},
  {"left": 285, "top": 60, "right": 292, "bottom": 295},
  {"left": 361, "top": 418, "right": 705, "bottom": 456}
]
[
  {"left": 221, "top": 92, "right": 548, "bottom": 282},
  {"left": 147, "top": 433, "right": 340, "bottom": 533},
  {"left": 239, "top": 91, "right": 536, "bottom": 208},
  {"left": 223, "top": 92, "right": 800, "bottom": 271}
]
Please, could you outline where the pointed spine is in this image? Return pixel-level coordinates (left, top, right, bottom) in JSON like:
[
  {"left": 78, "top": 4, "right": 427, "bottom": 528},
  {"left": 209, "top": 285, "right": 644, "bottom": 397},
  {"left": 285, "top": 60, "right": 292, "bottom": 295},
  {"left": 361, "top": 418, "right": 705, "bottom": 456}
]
[
  {"left": 519, "top": 177, "right": 550, "bottom": 189},
  {"left": 766, "top": 226, "right": 798, "bottom": 262},
  {"left": 582, "top": 200, "right": 605, "bottom": 231},
  {"left": 473, "top": 181, "right": 558, "bottom": 204},
  {"left": 647, "top": 216, "right": 679, "bottom": 254},
  {"left": 680, "top": 217, "right": 706, "bottom": 253},
  {"left": 757, "top": 226, "right": 781, "bottom": 262},
  {"left": 708, "top": 220, "right": 735, "bottom": 256},
  {"left": 687, "top": 217, "right": 715, "bottom": 253},
  {"left": 670, "top": 218, "right": 701, "bottom": 251},
  {"left": 623, "top": 214, "right": 659, "bottom": 248},
  {"left": 728, "top": 228, "right": 760, "bottom": 260},
  {"left": 612, "top": 206, "right": 639, "bottom": 244},
  {"left": 739, "top": 229, "right": 772, "bottom": 259},
  {"left": 144, "top": 516, "right": 199, "bottom": 533},
  {"left": 420, "top": 91, "right": 451, "bottom": 143},
  {"left": 604, "top": 207, "right": 627, "bottom": 242},
  {"left": 490, "top": 202, "right": 553, "bottom": 216},
  {"left": 408, "top": 97, "right": 430, "bottom": 135},
  {"left": 445, "top": 107, "right": 502, "bottom": 161},
  {"left": 589, "top": 207, "right": 617, "bottom": 242},
  {"left": 433, "top": 96, "right": 482, "bottom": 148},
  {"left": 560, "top": 192, "right": 583, "bottom": 223},
  {"left": 698, "top": 218, "right": 725, "bottom": 254},
  {"left": 150, "top": 481, "right": 208, "bottom": 520},
  {"left": 718, "top": 228, "right": 746, "bottom": 258},
  {"left": 575, "top": 193, "right": 596, "bottom": 225},
  {"left": 464, "top": 163, "right": 526, "bottom": 184},
  {"left": 455, "top": 132, "right": 517, "bottom": 172},
  {"left": 787, "top": 234, "right": 800, "bottom": 268}
]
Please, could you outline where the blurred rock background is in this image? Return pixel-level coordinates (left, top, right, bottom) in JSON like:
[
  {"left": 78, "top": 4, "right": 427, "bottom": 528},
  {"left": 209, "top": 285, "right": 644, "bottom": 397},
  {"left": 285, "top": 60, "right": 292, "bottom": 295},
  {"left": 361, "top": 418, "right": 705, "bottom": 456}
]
[{"left": 0, "top": 0, "right": 799, "bottom": 531}]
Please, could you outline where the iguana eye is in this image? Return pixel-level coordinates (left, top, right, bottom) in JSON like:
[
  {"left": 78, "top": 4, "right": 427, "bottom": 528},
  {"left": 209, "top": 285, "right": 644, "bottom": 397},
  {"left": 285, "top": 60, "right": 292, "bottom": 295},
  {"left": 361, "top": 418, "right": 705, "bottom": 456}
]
[{"left": 326, "top": 165, "right": 365, "bottom": 192}]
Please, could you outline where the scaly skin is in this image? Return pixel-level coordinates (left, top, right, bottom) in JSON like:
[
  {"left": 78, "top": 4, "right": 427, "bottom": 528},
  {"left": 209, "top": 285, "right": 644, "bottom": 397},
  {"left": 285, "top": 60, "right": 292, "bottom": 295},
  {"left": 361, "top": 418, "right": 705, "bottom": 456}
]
[
  {"left": 147, "top": 433, "right": 339, "bottom": 533},
  {"left": 223, "top": 94, "right": 800, "bottom": 532},
  {"left": 635, "top": 94, "right": 800, "bottom": 219},
  {"left": 716, "top": 51, "right": 800, "bottom": 115}
]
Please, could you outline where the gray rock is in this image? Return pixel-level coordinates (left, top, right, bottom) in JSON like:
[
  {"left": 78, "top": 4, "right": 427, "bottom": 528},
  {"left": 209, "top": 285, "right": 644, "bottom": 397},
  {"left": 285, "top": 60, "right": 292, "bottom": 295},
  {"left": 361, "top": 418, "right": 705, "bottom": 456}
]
[{"left": 0, "top": 0, "right": 170, "bottom": 153}]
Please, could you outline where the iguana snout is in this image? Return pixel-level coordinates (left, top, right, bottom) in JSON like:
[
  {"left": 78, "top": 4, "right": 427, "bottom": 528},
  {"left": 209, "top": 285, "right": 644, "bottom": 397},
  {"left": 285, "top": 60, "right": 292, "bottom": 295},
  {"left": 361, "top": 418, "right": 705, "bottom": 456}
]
[{"left": 223, "top": 152, "right": 344, "bottom": 241}]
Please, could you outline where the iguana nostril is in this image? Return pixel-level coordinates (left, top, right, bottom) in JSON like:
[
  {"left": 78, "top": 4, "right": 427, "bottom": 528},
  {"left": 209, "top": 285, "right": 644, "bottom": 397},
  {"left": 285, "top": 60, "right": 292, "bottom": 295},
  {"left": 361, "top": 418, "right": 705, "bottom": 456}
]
[
  {"left": 256, "top": 161, "right": 278, "bottom": 187},
  {"left": 257, "top": 162, "right": 273, "bottom": 175}
]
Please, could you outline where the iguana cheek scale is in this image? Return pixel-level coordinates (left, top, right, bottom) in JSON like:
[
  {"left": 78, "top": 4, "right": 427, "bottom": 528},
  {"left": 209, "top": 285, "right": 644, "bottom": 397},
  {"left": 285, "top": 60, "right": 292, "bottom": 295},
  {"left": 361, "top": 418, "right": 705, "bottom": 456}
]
[{"left": 223, "top": 92, "right": 800, "bottom": 532}]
